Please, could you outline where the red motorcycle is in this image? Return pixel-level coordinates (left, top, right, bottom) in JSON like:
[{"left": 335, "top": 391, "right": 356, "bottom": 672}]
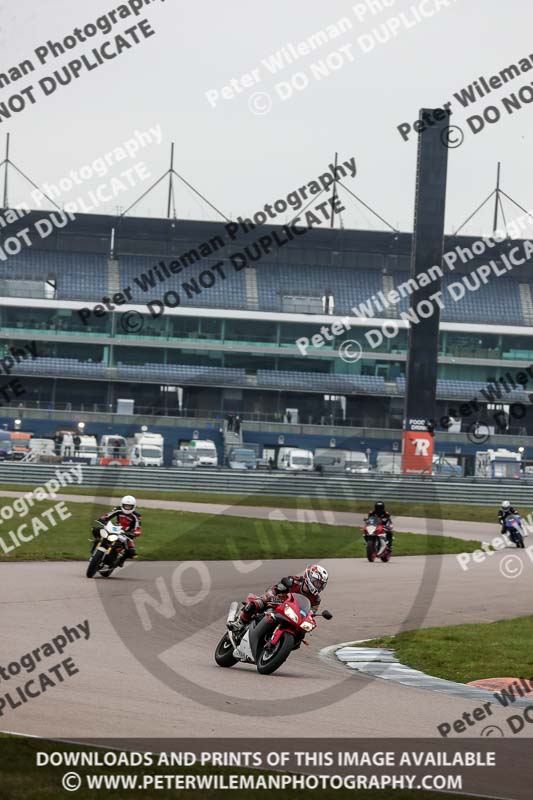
[
  {"left": 362, "top": 514, "right": 392, "bottom": 563},
  {"left": 215, "top": 592, "right": 333, "bottom": 675}
]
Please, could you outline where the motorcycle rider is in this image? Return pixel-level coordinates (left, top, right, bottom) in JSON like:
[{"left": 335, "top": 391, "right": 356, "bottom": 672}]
[
  {"left": 91, "top": 494, "right": 141, "bottom": 567},
  {"left": 364, "top": 500, "right": 394, "bottom": 551},
  {"left": 229, "top": 564, "right": 329, "bottom": 633},
  {"left": 498, "top": 500, "right": 518, "bottom": 535}
]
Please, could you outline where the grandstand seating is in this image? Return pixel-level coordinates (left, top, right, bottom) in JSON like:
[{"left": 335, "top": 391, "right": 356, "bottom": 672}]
[
  {"left": 256, "top": 370, "right": 386, "bottom": 394},
  {"left": 116, "top": 362, "right": 247, "bottom": 385},
  {"left": 9, "top": 354, "right": 532, "bottom": 404},
  {"left": 255, "top": 263, "right": 383, "bottom": 314},
  {"left": 441, "top": 274, "right": 520, "bottom": 324},
  {"left": 390, "top": 271, "right": 522, "bottom": 324},
  {"left": 396, "top": 377, "right": 529, "bottom": 402},
  {"left": 14, "top": 357, "right": 107, "bottom": 378},
  {"left": 1, "top": 250, "right": 529, "bottom": 325},
  {"left": 118, "top": 256, "right": 247, "bottom": 309},
  {"left": 1, "top": 251, "right": 108, "bottom": 299}
]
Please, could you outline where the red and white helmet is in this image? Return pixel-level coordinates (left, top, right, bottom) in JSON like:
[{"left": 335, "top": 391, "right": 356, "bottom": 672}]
[
  {"left": 121, "top": 495, "right": 136, "bottom": 513},
  {"left": 303, "top": 564, "right": 328, "bottom": 596}
]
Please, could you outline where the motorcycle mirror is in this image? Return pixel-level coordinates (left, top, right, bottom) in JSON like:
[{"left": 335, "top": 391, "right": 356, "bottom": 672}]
[{"left": 321, "top": 610, "right": 333, "bottom": 620}]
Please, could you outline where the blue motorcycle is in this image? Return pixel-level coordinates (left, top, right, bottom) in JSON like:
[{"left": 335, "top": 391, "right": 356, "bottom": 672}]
[{"left": 504, "top": 515, "right": 525, "bottom": 548}]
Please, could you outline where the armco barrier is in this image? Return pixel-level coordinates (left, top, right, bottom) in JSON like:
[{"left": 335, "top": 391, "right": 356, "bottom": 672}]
[{"left": 0, "top": 464, "right": 533, "bottom": 505}]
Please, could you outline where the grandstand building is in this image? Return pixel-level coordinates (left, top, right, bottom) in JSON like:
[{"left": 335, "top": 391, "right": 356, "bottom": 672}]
[{"left": 1, "top": 209, "right": 532, "bottom": 467}]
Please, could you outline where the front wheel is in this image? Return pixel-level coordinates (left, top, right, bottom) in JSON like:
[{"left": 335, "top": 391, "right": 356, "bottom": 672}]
[
  {"left": 99, "top": 567, "right": 115, "bottom": 578},
  {"left": 257, "top": 633, "right": 294, "bottom": 675},
  {"left": 366, "top": 539, "right": 376, "bottom": 562},
  {"left": 86, "top": 550, "right": 104, "bottom": 578},
  {"left": 214, "top": 633, "right": 238, "bottom": 667}
]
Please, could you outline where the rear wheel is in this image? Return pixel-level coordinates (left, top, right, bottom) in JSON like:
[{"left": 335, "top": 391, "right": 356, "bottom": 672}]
[
  {"left": 366, "top": 539, "right": 377, "bottom": 562},
  {"left": 256, "top": 633, "right": 294, "bottom": 675},
  {"left": 86, "top": 551, "right": 104, "bottom": 578},
  {"left": 214, "top": 633, "right": 238, "bottom": 667}
]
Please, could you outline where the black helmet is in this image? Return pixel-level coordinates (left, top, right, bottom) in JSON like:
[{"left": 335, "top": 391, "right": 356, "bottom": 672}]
[{"left": 374, "top": 501, "right": 385, "bottom": 514}]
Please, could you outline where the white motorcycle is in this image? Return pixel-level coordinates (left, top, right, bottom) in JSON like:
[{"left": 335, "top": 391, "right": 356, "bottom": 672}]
[{"left": 86, "top": 520, "right": 129, "bottom": 578}]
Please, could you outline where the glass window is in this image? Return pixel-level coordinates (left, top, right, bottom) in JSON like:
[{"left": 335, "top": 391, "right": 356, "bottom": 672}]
[{"left": 225, "top": 319, "right": 276, "bottom": 344}]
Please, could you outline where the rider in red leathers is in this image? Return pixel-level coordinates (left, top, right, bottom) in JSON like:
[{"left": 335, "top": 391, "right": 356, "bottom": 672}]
[
  {"left": 230, "top": 565, "right": 329, "bottom": 633},
  {"left": 364, "top": 501, "right": 394, "bottom": 551}
]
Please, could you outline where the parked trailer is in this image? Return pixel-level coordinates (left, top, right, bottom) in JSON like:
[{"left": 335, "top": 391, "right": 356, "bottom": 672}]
[
  {"left": 277, "top": 447, "right": 313, "bottom": 472},
  {"left": 475, "top": 449, "right": 522, "bottom": 479}
]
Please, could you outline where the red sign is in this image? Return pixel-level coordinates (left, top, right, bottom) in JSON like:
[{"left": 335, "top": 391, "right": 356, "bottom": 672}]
[{"left": 401, "top": 431, "right": 434, "bottom": 475}]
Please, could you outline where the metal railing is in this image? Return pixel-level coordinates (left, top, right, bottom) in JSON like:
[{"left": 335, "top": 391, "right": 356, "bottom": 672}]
[{"left": 0, "top": 463, "right": 532, "bottom": 504}]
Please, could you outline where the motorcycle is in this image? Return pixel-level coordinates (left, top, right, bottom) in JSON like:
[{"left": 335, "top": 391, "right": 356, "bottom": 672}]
[
  {"left": 503, "top": 514, "right": 526, "bottom": 548},
  {"left": 362, "top": 515, "right": 392, "bottom": 562},
  {"left": 215, "top": 592, "right": 333, "bottom": 675},
  {"left": 86, "top": 520, "right": 130, "bottom": 578}
]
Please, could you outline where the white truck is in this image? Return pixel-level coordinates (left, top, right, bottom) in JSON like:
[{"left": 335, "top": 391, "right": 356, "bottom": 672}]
[
  {"left": 128, "top": 432, "right": 164, "bottom": 467},
  {"left": 24, "top": 438, "right": 56, "bottom": 463},
  {"left": 314, "top": 449, "right": 370, "bottom": 473},
  {"left": 345, "top": 451, "right": 370, "bottom": 473},
  {"left": 277, "top": 447, "right": 313, "bottom": 471},
  {"left": 475, "top": 449, "right": 522, "bottom": 479},
  {"left": 375, "top": 452, "right": 402, "bottom": 475},
  {"left": 180, "top": 439, "right": 218, "bottom": 467},
  {"left": 30, "top": 438, "right": 56, "bottom": 456}
]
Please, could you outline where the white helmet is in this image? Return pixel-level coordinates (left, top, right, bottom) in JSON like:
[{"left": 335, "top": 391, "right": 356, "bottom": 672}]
[
  {"left": 303, "top": 564, "right": 329, "bottom": 596},
  {"left": 121, "top": 495, "right": 136, "bottom": 513},
  {"left": 501, "top": 501, "right": 511, "bottom": 510}
]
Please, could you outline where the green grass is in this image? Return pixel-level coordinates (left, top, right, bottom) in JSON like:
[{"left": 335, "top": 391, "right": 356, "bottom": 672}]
[
  {"left": 0, "top": 484, "right": 501, "bottom": 523},
  {"left": 362, "top": 616, "right": 533, "bottom": 684},
  {"left": 0, "top": 499, "right": 480, "bottom": 561},
  {"left": 0, "top": 734, "right": 494, "bottom": 800}
]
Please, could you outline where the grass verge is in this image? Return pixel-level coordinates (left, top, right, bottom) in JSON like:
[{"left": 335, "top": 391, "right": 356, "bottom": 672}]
[
  {"left": 0, "top": 483, "right": 501, "bottom": 523},
  {"left": 0, "top": 501, "right": 480, "bottom": 561},
  {"left": 361, "top": 616, "right": 533, "bottom": 684},
  {"left": 0, "top": 734, "right": 495, "bottom": 800}
]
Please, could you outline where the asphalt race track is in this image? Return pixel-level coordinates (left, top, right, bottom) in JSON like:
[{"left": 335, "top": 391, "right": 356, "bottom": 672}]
[{"left": 1, "top": 510, "right": 533, "bottom": 741}]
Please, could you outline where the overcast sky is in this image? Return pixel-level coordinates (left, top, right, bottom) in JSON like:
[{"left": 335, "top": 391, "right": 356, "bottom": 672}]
[{"left": 1, "top": 0, "right": 532, "bottom": 237}]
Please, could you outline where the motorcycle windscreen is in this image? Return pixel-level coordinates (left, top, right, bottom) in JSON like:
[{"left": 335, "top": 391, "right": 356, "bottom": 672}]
[{"left": 294, "top": 595, "right": 311, "bottom": 615}]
